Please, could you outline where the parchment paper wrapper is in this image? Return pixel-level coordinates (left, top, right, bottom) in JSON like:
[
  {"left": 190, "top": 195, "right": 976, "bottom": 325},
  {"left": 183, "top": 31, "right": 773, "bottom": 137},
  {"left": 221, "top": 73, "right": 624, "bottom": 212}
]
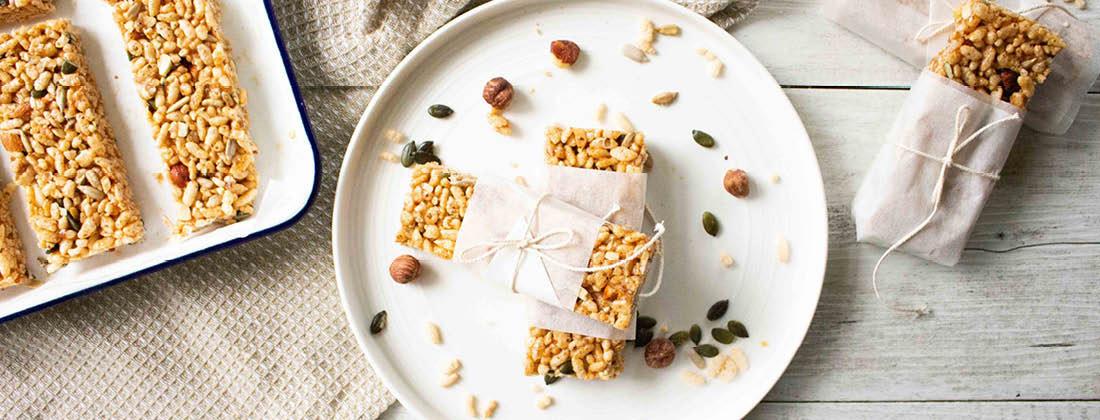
[
  {"left": 852, "top": 70, "right": 1024, "bottom": 266},
  {"left": 823, "top": 0, "right": 931, "bottom": 68},
  {"left": 543, "top": 165, "right": 647, "bottom": 230}
]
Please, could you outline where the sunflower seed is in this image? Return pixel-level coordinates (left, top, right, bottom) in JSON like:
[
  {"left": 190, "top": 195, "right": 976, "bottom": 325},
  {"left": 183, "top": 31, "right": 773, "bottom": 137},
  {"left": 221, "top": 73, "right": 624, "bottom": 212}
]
[
  {"left": 692, "top": 130, "right": 715, "bottom": 148},
  {"left": 727, "top": 320, "right": 750, "bottom": 338},
  {"left": 622, "top": 44, "right": 648, "bottom": 63},
  {"left": 693, "top": 344, "right": 719, "bottom": 358},
  {"left": 426, "top": 322, "right": 443, "bottom": 345},
  {"left": 369, "top": 310, "right": 387, "bottom": 335},
  {"left": 688, "top": 350, "right": 706, "bottom": 369},
  {"left": 777, "top": 236, "right": 790, "bottom": 263},
  {"left": 712, "top": 328, "right": 735, "bottom": 344},
  {"left": 702, "top": 211, "right": 719, "bottom": 236},
  {"left": 77, "top": 185, "right": 104, "bottom": 200},
  {"left": 707, "top": 299, "right": 729, "bottom": 321},
  {"left": 690, "top": 324, "right": 702, "bottom": 345},
  {"left": 440, "top": 373, "right": 460, "bottom": 388},
  {"left": 651, "top": 91, "right": 678, "bottom": 106}
]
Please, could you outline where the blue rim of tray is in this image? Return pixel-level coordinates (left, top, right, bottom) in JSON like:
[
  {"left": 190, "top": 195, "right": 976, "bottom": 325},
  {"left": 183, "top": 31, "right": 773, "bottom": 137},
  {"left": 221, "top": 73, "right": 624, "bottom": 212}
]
[{"left": 0, "top": 0, "right": 323, "bottom": 323}]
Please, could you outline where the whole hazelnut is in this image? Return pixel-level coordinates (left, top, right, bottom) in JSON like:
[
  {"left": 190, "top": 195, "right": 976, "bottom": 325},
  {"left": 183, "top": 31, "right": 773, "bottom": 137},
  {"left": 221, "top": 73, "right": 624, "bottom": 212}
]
[
  {"left": 644, "top": 337, "right": 676, "bottom": 369},
  {"left": 482, "top": 77, "right": 514, "bottom": 110},
  {"left": 723, "top": 169, "right": 750, "bottom": 198},
  {"left": 550, "top": 40, "right": 580, "bottom": 68},
  {"left": 389, "top": 255, "right": 421, "bottom": 284},
  {"left": 168, "top": 163, "right": 190, "bottom": 188}
]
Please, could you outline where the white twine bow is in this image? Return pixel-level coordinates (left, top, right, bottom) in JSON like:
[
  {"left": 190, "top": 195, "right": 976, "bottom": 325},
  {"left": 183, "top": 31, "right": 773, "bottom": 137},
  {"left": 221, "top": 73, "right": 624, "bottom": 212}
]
[
  {"left": 915, "top": 2, "right": 1078, "bottom": 44},
  {"left": 872, "top": 106, "right": 1021, "bottom": 317},
  {"left": 457, "top": 193, "right": 667, "bottom": 301}
]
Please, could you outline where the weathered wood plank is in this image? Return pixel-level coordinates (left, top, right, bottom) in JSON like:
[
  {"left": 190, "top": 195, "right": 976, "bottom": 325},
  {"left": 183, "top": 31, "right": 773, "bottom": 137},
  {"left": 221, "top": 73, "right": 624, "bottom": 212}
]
[
  {"left": 749, "top": 402, "right": 1100, "bottom": 419},
  {"left": 735, "top": 0, "right": 1100, "bottom": 92}
]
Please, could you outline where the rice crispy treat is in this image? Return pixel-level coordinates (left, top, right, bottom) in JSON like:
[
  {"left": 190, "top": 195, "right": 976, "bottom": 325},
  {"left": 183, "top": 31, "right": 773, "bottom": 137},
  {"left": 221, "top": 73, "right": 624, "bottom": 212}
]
[
  {"left": 525, "top": 328, "right": 625, "bottom": 381},
  {"left": 0, "top": 185, "right": 31, "bottom": 288},
  {"left": 0, "top": 0, "right": 53, "bottom": 24},
  {"left": 928, "top": 0, "right": 1066, "bottom": 108},
  {"left": 545, "top": 126, "right": 648, "bottom": 173},
  {"left": 106, "top": 0, "right": 259, "bottom": 235},
  {"left": 395, "top": 163, "right": 475, "bottom": 260},
  {"left": 576, "top": 224, "right": 654, "bottom": 329},
  {"left": 0, "top": 19, "right": 144, "bottom": 273}
]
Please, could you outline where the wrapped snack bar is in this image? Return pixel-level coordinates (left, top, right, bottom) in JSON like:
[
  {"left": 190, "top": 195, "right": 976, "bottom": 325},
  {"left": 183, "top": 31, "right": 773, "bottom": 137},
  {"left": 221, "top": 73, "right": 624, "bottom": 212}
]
[
  {"left": 1, "top": 185, "right": 31, "bottom": 289},
  {"left": 544, "top": 126, "right": 647, "bottom": 228},
  {"left": 107, "top": 0, "right": 260, "bottom": 235},
  {"left": 0, "top": 0, "right": 53, "bottom": 24},
  {"left": 823, "top": 0, "right": 931, "bottom": 68},
  {"left": 0, "top": 19, "right": 145, "bottom": 273}
]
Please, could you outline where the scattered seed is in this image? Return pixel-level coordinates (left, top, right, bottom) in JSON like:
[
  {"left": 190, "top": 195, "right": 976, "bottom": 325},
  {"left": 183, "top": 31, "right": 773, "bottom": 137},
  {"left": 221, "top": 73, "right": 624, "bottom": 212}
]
[
  {"left": 712, "top": 328, "right": 735, "bottom": 344},
  {"left": 727, "top": 320, "right": 750, "bottom": 338},
  {"left": 658, "top": 324, "right": 669, "bottom": 334},
  {"left": 622, "top": 44, "right": 649, "bottom": 63},
  {"left": 467, "top": 394, "right": 479, "bottom": 418},
  {"left": 651, "top": 91, "right": 678, "bottom": 106},
  {"left": 688, "top": 350, "right": 706, "bottom": 369},
  {"left": 384, "top": 128, "right": 406, "bottom": 143},
  {"left": 615, "top": 112, "right": 635, "bottom": 132},
  {"left": 428, "top": 104, "right": 453, "bottom": 118},
  {"left": 777, "top": 236, "right": 790, "bottom": 263},
  {"left": 514, "top": 176, "right": 528, "bottom": 187},
  {"left": 694, "top": 344, "right": 719, "bottom": 358},
  {"left": 707, "top": 299, "right": 729, "bottom": 321},
  {"left": 483, "top": 400, "right": 499, "bottom": 418},
  {"left": 638, "top": 316, "right": 657, "bottom": 329},
  {"left": 710, "top": 61, "right": 725, "bottom": 78},
  {"left": 692, "top": 130, "right": 715, "bottom": 148},
  {"left": 690, "top": 324, "right": 702, "bottom": 345},
  {"left": 369, "top": 310, "right": 387, "bottom": 335},
  {"left": 543, "top": 374, "right": 560, "bottom": 385},
  {"left": 427, "top": 322, "right": 443, "bottom": 345},
  {"left": 445, "top": 359, "right": 463, "bottom": 375},
  {"left": 400, "top": 141, "right": 417, "bottom": 167},
  {"left": 634, "top": 329, "right": 654, "bottom": 348},
  {"left": 720, "top": 252, "right": 735, "bottom": 268},
  {"left": 696, "top": 47, "right": 710, "bottom": 56},
  {"left": 702, "top": 211, "right": 719, "bottom": 236},
  {"left": 531, "top": 384, "right": 543, "bottom": 393},
  {"left": 535, "top": 395, "right": 554, "bottom": 410},
  {"left": 595, "top": 103, "right": 607, "bottom": 123},
  {"left": 441, "top": 373, "right": 461, "bottom": 388},
  {"left": 729, "top": 347, "right": 749, "bottom": 372},
  {"left": 669, "top": 330, "right": 690, "bottom": 346},
  {"left": 681, "top": 370, "right": 706, "bottom": 386},
  {"left": 770, "top": 173, "right": 781, "bottom": 184},
  {"left": 657, "top": 24, "right": 681, "bottom": 36}
]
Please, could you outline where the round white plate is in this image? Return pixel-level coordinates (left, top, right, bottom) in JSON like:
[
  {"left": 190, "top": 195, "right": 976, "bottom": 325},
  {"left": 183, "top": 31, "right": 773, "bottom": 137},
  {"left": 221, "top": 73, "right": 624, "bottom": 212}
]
[{"left": 333, "top": 0, "right": 828, "bottom": 418}]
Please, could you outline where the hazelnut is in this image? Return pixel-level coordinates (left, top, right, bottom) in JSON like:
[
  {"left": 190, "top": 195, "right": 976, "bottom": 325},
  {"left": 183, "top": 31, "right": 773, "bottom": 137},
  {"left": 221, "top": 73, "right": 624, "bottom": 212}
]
[
  {"left": 723, "top": 169, "right": 749, "bottom": 198},
  {"left": 482, "top": 77, "right": 514, "bottom": 109},
  {"left": 644, "top": 337, "right": 676, "bottom": 368},
  {"left": 550, "top": 40, "right": 580, "bottom": 68},
  {"left": 389, "top": 254, "right": 421, "bottom": 284},
  {"left": 168, "top": 163, "right": 190, "bottom": 188}
]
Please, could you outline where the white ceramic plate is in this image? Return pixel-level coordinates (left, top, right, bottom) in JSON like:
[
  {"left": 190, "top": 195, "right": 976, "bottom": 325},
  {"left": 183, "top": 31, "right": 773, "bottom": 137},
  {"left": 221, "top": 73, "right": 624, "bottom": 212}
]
[
  {"left": 0, "top": 1, "right": 320, "bottom": 321},
  {"left": 333, "top": 0, "right": 827, "bottom": 418}
]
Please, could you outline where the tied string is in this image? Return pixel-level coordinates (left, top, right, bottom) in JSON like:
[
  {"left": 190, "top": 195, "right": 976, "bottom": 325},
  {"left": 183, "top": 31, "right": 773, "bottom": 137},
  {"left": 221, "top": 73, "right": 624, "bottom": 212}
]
[
  {"left": 457, "top": 193, "right": 666, "bottom": 300},
  {"left": 915, "top": 2, "right": 1079, "bottom": 43},
  {"left": 873, "top": 106, "right": 1021, "bottom": 317}
]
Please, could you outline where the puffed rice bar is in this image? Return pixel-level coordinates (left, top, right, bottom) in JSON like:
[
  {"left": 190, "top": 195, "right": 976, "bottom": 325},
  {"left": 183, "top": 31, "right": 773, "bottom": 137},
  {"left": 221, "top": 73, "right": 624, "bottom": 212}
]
[
  {"left": 106, "top": 0, "right": 259, "bottom": 235},
  {"left": 0, "top": 0, "right": 53, "bottom": 24},
  {"left": 0, "top": 19, "right": 144, "bottom": 273},
  {"left": 545, "top": 126, "right": 648, "bottom": 173},
  {"left": 525, "top": 328, "right": 625, "bottom": 381},
  {"left": 575, "top": 223, "right": 654, "bottom": 330},
  {"left": 928, "top": 0, "right": 1065, "bottom": 108},
  {"left": 1, "top": 185, "right": 31, "bottom": 289},
  {"left": 395, "top": 163, "right": 475, "bottom": 260}
]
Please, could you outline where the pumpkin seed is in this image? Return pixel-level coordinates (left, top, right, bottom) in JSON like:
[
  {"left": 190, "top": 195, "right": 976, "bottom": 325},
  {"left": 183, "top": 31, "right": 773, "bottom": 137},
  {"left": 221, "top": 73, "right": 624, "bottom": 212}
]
[
  {"left": 31, "top": 89, "right": 47, "bottom": 99},
  {"left": 428, "top": 104, "right": 453, "bottom": 118},
  {"left": 634, "top": 329, "right": 654, "bottom": 348},
  {"left": 369, "top": 310, "right": 388, "bottom": 335},
  {"left": 702, "top": 211, "right": 719, "bottom": 236},
  {"left": 61, "top": 60, "right": 78, "bottom": 74},
  {"left": 559, "top": 360, "right": 575, "bottom": 375},
  {"left": 693, "top": 344, "right": 719, "bottom": 358},
  {"left": 692, "top": 130, "right": 715, "bottom": 148},
  {"left": 669, "top": 330, "right": 690, "bottom": 346},
  {"left": 417, "top": 141, "right": 434, "bottom": 153},
  {"left": 64, "top": 208, "right": 80, "bottom": 231},
  {"left": 637, "top": 316, "right": 657, "bottom": 330},
  {"left": 544, "top": 374, "right": 561, "bottom": 385},
  {"left": 712, "top": 328, "right": 735, "bottom": 344},
  {"left": 689, "top": 324, "right": 701, "bottom": 345},
  {"left": 727, "top": 320, "right": 750, "bottom": 338},
  {"left": 400, "top": 141, "right": 416, "bottom": 167},
  {"left": 706, "top": 299, "right": 729, "bottom": 321},
  {"left": 413, "top": 151, "right": 438, "bottom": 164}
]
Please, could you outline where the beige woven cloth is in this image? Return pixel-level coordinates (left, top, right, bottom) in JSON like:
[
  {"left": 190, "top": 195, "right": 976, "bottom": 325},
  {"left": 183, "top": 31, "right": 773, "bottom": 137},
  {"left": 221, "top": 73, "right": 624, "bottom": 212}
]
[{"left": 0, "top": 0, "right": 756, "bottom": 418}]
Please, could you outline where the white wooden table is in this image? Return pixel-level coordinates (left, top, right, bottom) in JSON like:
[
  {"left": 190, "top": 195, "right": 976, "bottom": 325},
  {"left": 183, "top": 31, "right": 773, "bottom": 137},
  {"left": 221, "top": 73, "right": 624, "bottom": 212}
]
[{"left": 381, "top": 1, "right": 1100, "bottom": 418}]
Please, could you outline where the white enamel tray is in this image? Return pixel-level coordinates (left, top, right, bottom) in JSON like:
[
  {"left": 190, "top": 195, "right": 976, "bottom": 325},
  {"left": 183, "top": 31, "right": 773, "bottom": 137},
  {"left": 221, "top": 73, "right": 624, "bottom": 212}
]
[
  {"left": 333, "top": 0, "right": 827, "bottom": 418},
  {"left": 0, "top": 1, "right": 320, "bottom": 321}
]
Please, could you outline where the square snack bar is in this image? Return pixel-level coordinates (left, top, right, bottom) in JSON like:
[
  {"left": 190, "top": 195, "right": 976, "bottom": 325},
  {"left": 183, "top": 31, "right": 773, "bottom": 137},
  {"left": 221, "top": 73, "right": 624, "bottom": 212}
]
[
  {"left": 107, "top": 0, "right": 259, "bottom": 235},
  {"left": 1, "top": 185, "right": 31, "bottom": 289},
  {"left": 928, "top": 0, "right": 1065, "bottom": 108},
  {"left": 0, "top": 0, "right": 53, "bottom": 24},
  {"left": 525, "top": 327, "right": 625, "bottom": 381},
  {"left": 0, "top": 19, "right": 144, "bottom": 273},
  {"left": 545, "top": 126, "right": 648, "bottom": 173}
]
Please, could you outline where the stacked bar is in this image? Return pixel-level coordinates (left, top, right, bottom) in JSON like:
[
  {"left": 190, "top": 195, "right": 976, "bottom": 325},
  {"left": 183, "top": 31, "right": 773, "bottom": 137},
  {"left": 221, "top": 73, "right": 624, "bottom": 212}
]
[
  {"left": 545, "top": 126, "right": 648, "bottom": 173},
  {"left": 0, "top": 19, "right": 144, "bottom": 273},
  {"left": 107, "top": 0, "right": 259, "bottom": 235},
  {"left": 928, "top": 0, "right": 1065, "bottom": 108},
  {"left": 1, "top": 185, "right": 31, "bottom": 289},
  {"left": 0, "top": 0, "right": 53, "bottom": 24},
  {"left": 395, "top": 163, "right": 475, "bottom": 260},
  {"left": 525, "top": 328, "right": 625, "bottom": 381}
]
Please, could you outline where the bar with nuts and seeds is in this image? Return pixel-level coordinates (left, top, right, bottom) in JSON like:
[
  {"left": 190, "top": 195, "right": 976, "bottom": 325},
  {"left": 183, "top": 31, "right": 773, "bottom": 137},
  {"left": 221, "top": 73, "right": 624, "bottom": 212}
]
[
  {"left": 0, "top": 19, "right": 144, "bottom": 273},
  {"left": 1, "top": 185, "right": 31, "bottom": 288},
  {"left": 525, "top": 328, "right": 625, "bottom": 381},
  {"left": 928, "top": 0, "right": 1065, "bottom": 108},
  {"left": 545, "top": 126, "right": 647, "bottom": 173},
  {"left": 0, "top": 0, "right": 53, "bottom": 24},
  {"left": 106, "top": 0, "right": 259, "bottom": 235}
]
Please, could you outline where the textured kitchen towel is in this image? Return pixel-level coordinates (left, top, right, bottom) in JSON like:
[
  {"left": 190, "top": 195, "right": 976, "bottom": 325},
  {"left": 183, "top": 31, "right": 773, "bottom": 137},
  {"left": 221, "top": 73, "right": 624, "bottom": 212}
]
[{"left": 0, "top": 0, "right": 757, "bottom": 418}]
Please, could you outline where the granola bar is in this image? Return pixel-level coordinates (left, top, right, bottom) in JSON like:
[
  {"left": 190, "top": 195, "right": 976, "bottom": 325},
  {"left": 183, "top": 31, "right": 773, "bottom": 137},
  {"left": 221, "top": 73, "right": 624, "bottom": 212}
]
[
  {"left": 0, "top": 185, "right": 31, "bottom": 289},
  {"left": 0, "top": 0, "right": 53, "bottom": 24},
  {"left": 395, "top": 163, "right": 475, "bottom": 260},
  {"left": 106, "top": 0, "right": 259, "bottom": 235},
  {"left": 928, "top": 0, "right": 1066, "bottom": 108},
  {"left": 525, "top": 328, "right": 625, "bottom": 381},
  {"left": 545, "top": 126, "right": 648, "bottom": 173},
  {"left": 575, "top": 224, "right": 654, "bottom": 330},
  {"left": 0, "top": 19, "right": 144, "bottom": 273}
]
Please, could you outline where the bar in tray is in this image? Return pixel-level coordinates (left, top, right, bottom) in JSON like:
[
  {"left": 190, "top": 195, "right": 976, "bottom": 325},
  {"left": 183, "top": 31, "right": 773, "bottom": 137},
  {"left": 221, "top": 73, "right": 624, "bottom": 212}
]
[
  {"left": 107, "top": 0, "right": 259, "bottom": 235},
  {"left": 545, "top": 126, "right": 648, "bottom": 173},
  {"left": 0, "top": 0, "right": 53, "bottom": 24},
  {"left": 525, "top": 328, "right": 625, "bottom": 381},
  {"left": 1, "top": 185, "right": 31, "bottom": 289},
  {"left": 928, "top": 0, "right": 1065, "bottom": 108},
  {"left": 0, "top": 19, "right": 144, "bottom": 273}
]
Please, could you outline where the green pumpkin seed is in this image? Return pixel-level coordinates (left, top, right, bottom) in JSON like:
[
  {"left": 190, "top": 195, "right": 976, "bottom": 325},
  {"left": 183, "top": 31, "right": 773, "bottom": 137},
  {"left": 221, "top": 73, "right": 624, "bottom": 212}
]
[
  {"left": 544, "top": 374, "right": 561, "bottom": 385},
  {"left": 706, "top": 299, "right": 729, "bottom": 321},
  {"left": 692, "top": 130, "right": 715, "bottom": 148},
  {"left": 712, "top": 328, "right": 735, "bottom": 344},
  {"left": 413, "top": 151, "right": 436, "bottom": 164},
  {"left": 559, "top": 360, "right": 575, "bottom": 375},
  {"left": 369, "top": 310, "right": 387, "bottom": 335},
  {"left": 634, "top": 329, "right": 654, "bottom": 348},
  {"left": 61, "top": 60, "right": 77, "bottom": 74},
  {"left": 31, "top": 89, "right": 47, "bottom": 99},
  {"left": 400, "top": 141, "right": 416, "bottom": 167},
  {"left": 416, "top": 141, "right": 435, "bottom": 154},
  {"left": 428, "top": 104, "right": 453, "bottom": 118},
  {"left": 669, "top": 330, "right": 690, "bottom": 346},
  {"left": 637, "top": 316, "right": 657, "bottom": 330},
  {"left": 702, "top": 211, "right": 719, "bottom": 236},
  {"left": 689, "top": 324, "right": 701, "bottom": 345},
  {"left": 727, "top": 320, "right": 749, "bottom": 338},
  {"left": 65, "top": 210, "right": 80, "bottom": 231},
  {"left": 693, "top": 344, "right": 719, "bottom": 358}
]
